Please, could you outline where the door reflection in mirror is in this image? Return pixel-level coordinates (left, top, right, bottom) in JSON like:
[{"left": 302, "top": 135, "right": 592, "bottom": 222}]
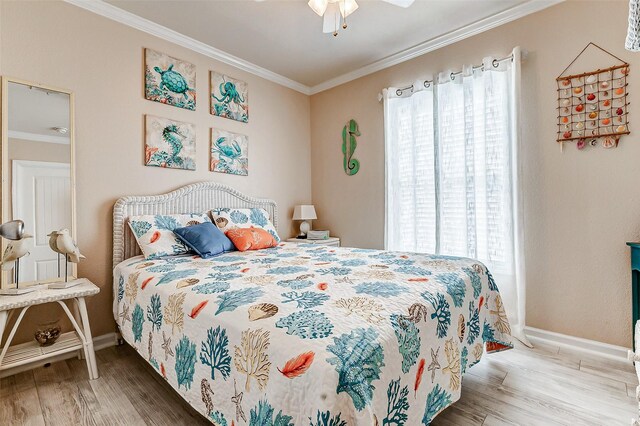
[{"left": 3, "top": 80, "right": 74, "bottom": 285}]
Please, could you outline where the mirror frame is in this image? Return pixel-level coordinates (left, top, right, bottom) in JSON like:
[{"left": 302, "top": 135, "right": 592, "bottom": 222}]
[{"left": 0, "top": 76, "right": 77, "bottom": 288}]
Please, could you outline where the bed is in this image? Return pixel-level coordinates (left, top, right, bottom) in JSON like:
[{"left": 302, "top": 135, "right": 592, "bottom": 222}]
[{"left": 112, "top": 182, "right": 512, "bottom": 425}]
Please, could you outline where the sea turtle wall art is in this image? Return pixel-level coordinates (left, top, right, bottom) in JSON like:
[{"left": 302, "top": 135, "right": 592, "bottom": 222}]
[
  {"left": 145, "top": 48, "right": 196, "bottom": 110},
  {"left": 210, "top": 128, "right": 248, "bottom": 176},
  {"left": 210, "top": 71, "right": 249, "bottom": 123},
  {"left": 145, "top": 115, "right": 196, "bottom": 170}
]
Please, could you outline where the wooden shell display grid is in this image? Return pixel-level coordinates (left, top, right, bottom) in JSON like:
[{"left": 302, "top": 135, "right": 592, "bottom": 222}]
[{"left": 557, "top": 64, "right": 630, "bottom": 149}]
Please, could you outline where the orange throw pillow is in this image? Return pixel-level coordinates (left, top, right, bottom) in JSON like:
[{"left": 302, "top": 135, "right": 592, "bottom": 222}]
[{"left": 226, "top": 227, "right": 278, "bottom": 251}]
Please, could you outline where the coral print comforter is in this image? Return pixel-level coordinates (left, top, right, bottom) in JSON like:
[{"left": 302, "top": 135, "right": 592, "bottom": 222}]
[{"left": 113, "top": 242, "right": 512, "bottom": 425}]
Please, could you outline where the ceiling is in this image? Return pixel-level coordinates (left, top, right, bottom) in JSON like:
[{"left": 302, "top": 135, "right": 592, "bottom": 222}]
[
  {"left": 106, "top": 0, "right": 534, "bottom": 88},
  {"left": 8, "top": 82, "right": 70, "bottom": 144}
]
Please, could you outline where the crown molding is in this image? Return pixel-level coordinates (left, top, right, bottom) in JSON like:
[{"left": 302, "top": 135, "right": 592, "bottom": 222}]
[
  {"left": 64, "top": 0, "right": 562, "bottom": 96},
  {"left": 8, "top": 130, "right": 70, "bottom": 145},
  {"left": 309, "top": 0, "right": 563, "bottom": 95},
  {"left": 63, "top": 0, "right": 312, "bottom": 95}
]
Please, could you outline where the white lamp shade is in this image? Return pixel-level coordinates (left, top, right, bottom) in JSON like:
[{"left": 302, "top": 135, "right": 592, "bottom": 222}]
[{"left": 293, "top": 205, "right": 317, "bottom": 221}]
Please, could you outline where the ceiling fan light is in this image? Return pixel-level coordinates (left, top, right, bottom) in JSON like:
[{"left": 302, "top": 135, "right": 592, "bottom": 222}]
[
  {"left": 322, "top": 3, "right": 341, "bottom": 33},
  {"left": 308, "top": 0, "right": 328, "bottom": 16},
  {"left": 339, "top": 0, "right": 358, "bottom": 17}
]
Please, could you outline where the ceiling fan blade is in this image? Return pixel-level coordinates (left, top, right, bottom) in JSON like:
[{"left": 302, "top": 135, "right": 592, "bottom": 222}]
[
  {"left": 381, "top": 0, "right": 415, "bottom": 7},
  {"left": 322, "top": 3, "right": 341, "bottom": 33}
]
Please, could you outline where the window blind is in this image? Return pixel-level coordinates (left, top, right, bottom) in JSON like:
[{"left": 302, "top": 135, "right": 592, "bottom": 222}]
[{"left": 385, "top": 68, "right": 514, "bottom": 275}]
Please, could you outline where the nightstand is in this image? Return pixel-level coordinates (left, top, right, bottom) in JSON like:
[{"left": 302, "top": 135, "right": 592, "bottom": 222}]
[
  {"left": 286, "top": 237, "right": 340, "bottom": 247},
  {"left": 0, "top": 278, "right": 100, "bottom": 379}
]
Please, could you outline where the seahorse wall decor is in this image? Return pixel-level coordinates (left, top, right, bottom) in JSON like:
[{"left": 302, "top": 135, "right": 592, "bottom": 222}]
[{"left": 342, "top": 119, "right": 360, "bottom": 176}]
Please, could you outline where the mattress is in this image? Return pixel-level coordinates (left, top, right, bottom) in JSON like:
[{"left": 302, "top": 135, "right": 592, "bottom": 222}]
[{"left": 113, "top": 242, "right": 512, "bottom": 425}]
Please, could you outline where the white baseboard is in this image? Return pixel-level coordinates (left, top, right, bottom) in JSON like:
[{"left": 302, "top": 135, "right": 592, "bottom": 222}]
[
  {"left": 93, "top": 332, "right": 119, "bottom": 350},
  {"left": 525, "top": 326, "right": 631, "bottom": 362},
  {"left": 0, "top": 332, "right": 118, "bottom": 378}
]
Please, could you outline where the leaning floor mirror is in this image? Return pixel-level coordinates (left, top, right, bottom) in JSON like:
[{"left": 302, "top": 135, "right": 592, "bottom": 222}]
[{"left": 1, "top": 77, "right": 77, "bottom": 290}]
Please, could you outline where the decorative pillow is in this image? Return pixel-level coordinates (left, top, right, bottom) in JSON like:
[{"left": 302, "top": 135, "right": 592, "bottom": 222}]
[
  {"left": 210, "top": 208, "right": 280, "bottom": 242},
  {"left": 174, "top": 222, "right": 235, "bottom": 259},
  {"left": 226, "top": 227, "right": 278, "bottom": 251},
  {"left": 128, "top": 213, "right": 211, "bottom": 260}
]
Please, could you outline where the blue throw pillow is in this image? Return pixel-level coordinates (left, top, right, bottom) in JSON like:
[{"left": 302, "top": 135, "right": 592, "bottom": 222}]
[{"left": 173, "top": 222, "right": 235, "bottom": 259}]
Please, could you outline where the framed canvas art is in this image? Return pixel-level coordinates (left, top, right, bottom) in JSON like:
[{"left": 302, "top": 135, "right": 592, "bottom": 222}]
[
  {"left": 210, "top": 128, "right": 248, "bottom": 176},
  {"left": 145, "top": 48, "right": 196, "bottom": 110},
  {"left": 145, "top": 115, "right": 196, "bottom": 170},
  {"left": 210, "top": 71, "right": 248, "bottom": 123}
]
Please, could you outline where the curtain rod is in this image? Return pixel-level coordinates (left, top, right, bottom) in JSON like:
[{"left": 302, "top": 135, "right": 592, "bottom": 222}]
[{"left": 379, "top": 53, "right": 515, "bottom": 101}]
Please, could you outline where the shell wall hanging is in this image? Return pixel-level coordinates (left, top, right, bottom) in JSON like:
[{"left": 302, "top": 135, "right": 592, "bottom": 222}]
[{"left": 557, "top": 42, "right": 630, "bottom": 151}]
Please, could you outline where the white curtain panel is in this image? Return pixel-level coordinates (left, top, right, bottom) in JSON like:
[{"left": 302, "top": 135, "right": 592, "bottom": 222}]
[
  {"left": 627, "top": 0, "right": 640, "bottom": 52},
  {"left": 384, "top": 47, "right": 530, "bottom": 346}
]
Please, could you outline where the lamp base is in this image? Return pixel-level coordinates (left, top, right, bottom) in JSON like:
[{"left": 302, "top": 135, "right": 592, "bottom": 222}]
[{"left": 299, "top": 220, "right": 311, "bottom": 238}]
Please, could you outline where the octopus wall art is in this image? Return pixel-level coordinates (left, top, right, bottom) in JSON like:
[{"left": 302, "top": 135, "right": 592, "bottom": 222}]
[{"left": 210, "top": 71, "right": 249, "bottom": 123}]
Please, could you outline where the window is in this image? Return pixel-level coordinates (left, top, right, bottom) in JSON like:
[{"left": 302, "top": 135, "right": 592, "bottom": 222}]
[
  {"left": 384, "top": 49, "right": 528, "bottom": 343},
  {"left": 385, "top": 70, "right": 514, "bottom": 274}
]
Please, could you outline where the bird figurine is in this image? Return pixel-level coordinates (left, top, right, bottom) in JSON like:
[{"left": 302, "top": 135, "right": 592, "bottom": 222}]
[
  {"left": 0, "top": 220, "right": 24, "bottom": 240},
  {"left": 0, "top": 234, "right": 33, "bottom": 286},
  {"left": 47, "top": 231, "right": 66, "bottom": 278},
  {"left": 47, "top": 231, "right": 63, "bottom": 255},
  {"left": 1, "top": 234, "right": 32, "bottom": 270},
  {"left": 52, "top": 229, "right": 85, "bottom": 263}
]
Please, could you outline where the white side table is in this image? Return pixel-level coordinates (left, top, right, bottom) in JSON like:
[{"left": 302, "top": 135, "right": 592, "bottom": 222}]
[
  {"left": 286, "top": 237, "right": 340, "bottom": 247},
  {"left": 0, "top": 278, "right": 100, "bottom": 379}
]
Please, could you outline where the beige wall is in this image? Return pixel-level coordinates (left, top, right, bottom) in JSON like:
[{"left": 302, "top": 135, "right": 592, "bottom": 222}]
[
  {"left": 2, "top": 0, "right": 635, "bottom": 349},
  {"left": 311, "top": 1, "right": 637, "bottom": 348},
  {"left": 0, "top": 1, "right": 311, "bottom": 343},
  {"left": 9, "top": 138, "right": 70, "bottom": 165}
]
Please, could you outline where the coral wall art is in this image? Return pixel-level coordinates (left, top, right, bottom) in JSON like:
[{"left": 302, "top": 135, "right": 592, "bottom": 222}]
[
  {"left": 210, "top": 129, "right": 248, "bottom": 176},
  {"left": 145, "top": 48, "right": 196, "bottom": 110},
  {"left": 210, "top": 71, "right": 249, "bottom": 123},
  {"left": 145, "top": 115, "right": 196, "bottom": 170}
]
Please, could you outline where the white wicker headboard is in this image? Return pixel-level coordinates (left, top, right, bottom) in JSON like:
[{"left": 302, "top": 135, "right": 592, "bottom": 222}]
[{"left": 113, "top": 181, "right": 278, "bottom": 268}]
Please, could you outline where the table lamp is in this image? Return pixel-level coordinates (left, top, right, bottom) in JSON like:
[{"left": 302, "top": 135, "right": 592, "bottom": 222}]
[{"left": 292, "top": 205, "right": 317, "bottom": 238}]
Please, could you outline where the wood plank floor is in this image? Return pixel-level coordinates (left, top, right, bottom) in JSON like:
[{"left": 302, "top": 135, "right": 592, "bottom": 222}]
[{"left": 0, "top": 340, "right": 637, "bottom": 425}]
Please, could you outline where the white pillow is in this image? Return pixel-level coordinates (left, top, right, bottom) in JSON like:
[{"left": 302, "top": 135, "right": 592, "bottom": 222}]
[
  {"left": 210, "top": 208, "right": 280, "bottom": 242},
  {"left": 128, "top": 213, "right": 211, "bottom": 260}
]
